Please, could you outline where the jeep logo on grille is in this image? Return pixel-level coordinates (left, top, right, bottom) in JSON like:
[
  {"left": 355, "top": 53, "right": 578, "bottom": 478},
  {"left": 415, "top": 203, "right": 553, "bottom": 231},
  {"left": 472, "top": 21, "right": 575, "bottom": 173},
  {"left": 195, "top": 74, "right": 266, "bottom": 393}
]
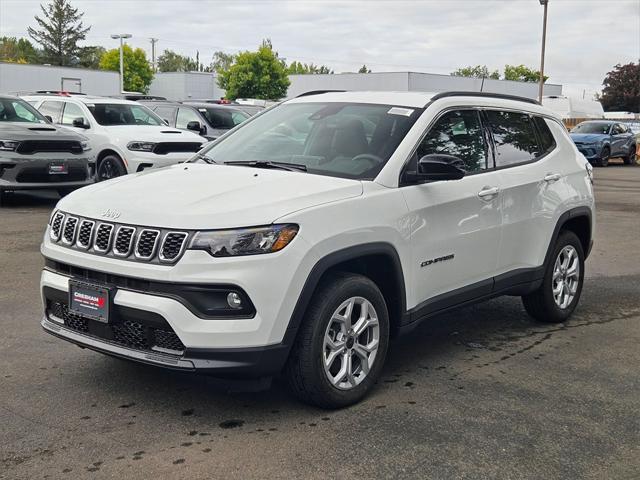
[{"left": 101, "top": 208, "right": 121, "bottom": 220}]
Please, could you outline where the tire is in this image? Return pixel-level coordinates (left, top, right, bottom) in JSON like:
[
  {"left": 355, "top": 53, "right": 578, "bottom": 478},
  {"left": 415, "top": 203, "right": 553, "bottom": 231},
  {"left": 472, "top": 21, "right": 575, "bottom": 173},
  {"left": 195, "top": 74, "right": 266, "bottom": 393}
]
[
  {"left": 624, "top": 145, "right": 637, "bottom": 165},
  {"left": 285, "top": 272, "right": 390, "bottom": 409},
  {"left": 596, "top": 147, "right": 609, "bottom": 167},
  {"left": 97, "top": 154, "right": 127, "bottom": 181},
  {"left": 522, "top": 230, "right": 585, "bottom": 323}
]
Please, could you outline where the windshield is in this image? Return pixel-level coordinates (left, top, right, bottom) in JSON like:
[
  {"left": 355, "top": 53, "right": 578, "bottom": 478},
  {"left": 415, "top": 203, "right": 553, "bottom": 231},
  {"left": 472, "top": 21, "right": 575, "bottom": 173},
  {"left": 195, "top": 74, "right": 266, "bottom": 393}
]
[
  {"left": 0, "top": 98, "right": 48, "bottom": 123},
  {"left": 87, "top": 103, "right": 164, "bottom": 126},
  {"left": 194, "top": 102, "right": 422, "bottom": 180},
  {"left": 571, "top": 122, "right": 611, "bottom": 134},
  {"left": 198, "top": 107, "right": 249, "bottom": 129}
]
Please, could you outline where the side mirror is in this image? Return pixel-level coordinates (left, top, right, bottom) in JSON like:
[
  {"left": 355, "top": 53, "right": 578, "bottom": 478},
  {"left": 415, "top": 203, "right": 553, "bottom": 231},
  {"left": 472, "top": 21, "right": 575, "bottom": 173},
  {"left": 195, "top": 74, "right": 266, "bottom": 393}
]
[
  {"left": 44, "top": 115, "right": 53, "bottom": 123},
  {"left": 162, "top": 118, "right": 170, "bottom": 126},
  {"left": 186, "top": 120, "right": 201, "bottom": 133},
  {"left": 408, "top": 154, "right": 466, "bottom": 182},
  {"left": 72, "top": 117, "right": 89, "bottom": 129}
]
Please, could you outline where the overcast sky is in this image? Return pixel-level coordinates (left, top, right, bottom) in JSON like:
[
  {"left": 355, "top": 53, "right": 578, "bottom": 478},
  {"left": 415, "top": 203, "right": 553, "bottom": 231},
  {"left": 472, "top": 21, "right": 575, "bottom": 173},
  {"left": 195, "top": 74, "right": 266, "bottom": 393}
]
[{"left": 1, "top": 0, "right": 638, "bottom": 97}]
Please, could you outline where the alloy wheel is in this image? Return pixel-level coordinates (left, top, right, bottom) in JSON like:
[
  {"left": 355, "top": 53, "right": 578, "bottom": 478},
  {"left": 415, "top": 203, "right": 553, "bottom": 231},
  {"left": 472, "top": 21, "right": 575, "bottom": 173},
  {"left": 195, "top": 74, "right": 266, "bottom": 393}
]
[
  {"left": 552, "top": 245, "right": 580, "bottom": 309},
  {"left": 322, "top": 296, "right": 380, "bottom": 390}
]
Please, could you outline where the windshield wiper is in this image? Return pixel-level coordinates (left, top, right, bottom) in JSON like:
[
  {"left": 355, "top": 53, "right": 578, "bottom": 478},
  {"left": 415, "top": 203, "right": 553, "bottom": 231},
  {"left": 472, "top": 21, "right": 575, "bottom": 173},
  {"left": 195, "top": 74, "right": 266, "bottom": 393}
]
[
  {"left": 224, "top": 160, "right": 307, "bottom": 172},
  {"left": 191, "top": 153, "right": 216, "bottom": 164}
]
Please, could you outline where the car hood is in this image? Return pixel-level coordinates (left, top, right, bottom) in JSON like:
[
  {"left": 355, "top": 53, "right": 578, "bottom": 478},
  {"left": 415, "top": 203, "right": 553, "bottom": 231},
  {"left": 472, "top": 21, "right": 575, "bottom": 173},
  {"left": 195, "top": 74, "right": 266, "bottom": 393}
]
[
  {"left": 569, "top": 133, "right": 606, "bottom": 143},
  {"left": 57, "top": 164, "right": 363, "bottom": 229},
  {"left": 0, "top": 122, "right": 85, "bottom": 141},
  {"left": 103, "top": 125, "right": 205, "bottom": 143}
]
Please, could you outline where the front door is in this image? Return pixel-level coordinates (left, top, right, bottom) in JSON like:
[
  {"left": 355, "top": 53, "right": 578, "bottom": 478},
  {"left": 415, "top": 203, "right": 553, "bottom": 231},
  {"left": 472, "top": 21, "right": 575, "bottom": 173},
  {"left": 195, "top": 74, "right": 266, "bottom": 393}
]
[{"left": 401, "top": 109, "right": 502, "bottom": 310}]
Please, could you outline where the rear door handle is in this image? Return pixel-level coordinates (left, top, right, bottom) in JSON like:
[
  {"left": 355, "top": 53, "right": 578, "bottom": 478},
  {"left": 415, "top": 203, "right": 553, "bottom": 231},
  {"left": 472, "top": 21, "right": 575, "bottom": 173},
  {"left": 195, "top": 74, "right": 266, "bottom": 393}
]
[
  {"left": 477, "top": 186, "right": 500, "bottom": 199},
  {"left": 544, "top": 173, "right": 561, "bottom": 183}
]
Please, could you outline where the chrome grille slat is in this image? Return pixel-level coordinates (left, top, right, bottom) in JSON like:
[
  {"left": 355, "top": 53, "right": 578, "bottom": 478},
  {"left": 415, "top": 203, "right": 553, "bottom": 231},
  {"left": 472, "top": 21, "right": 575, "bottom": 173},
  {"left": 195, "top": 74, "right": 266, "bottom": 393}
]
[
  {"left": 76, "top": 220, "right": 95, "bottom": 249},
  {"left": 50, "top": 212, "right": 65, "bottom": 241},
  {"left": 61, "top": 217, "right": 78, "bottom": 244},
  {"left": 49, "top": 212, "right": 189, "bottom": 264},
  {"left": 135, "top": 229, "right": 160, "bottom": 260},
  {"left": 113, "top": 226, "right": 136, "bottom": 257},
  {"left": 159, "top": 232, "right": 188, "bottom": 262}
]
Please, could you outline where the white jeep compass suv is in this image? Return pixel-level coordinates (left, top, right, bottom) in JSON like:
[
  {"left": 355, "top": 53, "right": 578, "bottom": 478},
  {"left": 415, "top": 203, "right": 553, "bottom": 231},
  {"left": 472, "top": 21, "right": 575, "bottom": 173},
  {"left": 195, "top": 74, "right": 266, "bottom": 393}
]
[
  {"left": 23, "top": 94, "right": 205, "bottom": 180},
  {"left": 40, "top": 91, "right": 595, "bottom": 408}
]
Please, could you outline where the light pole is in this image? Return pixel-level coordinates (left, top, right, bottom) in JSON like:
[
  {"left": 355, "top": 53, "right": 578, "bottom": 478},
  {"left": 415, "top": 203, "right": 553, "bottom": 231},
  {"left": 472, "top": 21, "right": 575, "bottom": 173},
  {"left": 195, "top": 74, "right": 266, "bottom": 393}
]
[
  {"left": 538, "top": 0, "right": 549, "bottom": 103},
  {"left": 111, "top": 33, "right": 132, "bottom": 93}
]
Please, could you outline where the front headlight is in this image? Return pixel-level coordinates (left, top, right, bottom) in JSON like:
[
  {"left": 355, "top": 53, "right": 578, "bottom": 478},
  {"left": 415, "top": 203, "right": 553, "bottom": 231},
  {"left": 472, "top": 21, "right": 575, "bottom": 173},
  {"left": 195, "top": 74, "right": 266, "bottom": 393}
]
[
  {"left": 127, "top": 141, "right": 156, "bottom": 152},
  {"left": 80, "top": 141, "right": 91, "bottom": 152},
  {"left": 188, "top": 224, "right": 299, "bottom": 257},
  {"left": 0, "top": 139, "right": 20, "bottom": 151}
]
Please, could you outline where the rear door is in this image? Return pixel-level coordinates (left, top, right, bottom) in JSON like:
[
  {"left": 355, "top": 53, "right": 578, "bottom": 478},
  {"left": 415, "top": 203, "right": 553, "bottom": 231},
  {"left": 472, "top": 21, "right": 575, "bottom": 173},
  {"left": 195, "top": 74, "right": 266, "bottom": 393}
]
[
  {"left": 610, "top": 123, "right": 627, "bottom": 156},
  {"left": 402, "top": 109, "right": 503, "bottom": 306},
  {"left": 488, "top": 110, "right": 566, "bottom": 281}
]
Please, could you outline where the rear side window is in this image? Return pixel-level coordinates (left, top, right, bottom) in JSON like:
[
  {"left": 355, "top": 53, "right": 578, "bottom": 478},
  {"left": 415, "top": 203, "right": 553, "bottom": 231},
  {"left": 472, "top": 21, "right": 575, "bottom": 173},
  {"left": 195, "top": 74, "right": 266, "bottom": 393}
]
[
  {"left": 39, "top": 101, "right": 64, "bottom": 123},
  {"left": 534, "top": 117, "right": 556, "bottom": 154},
  {"left": 486, "top": 110, "right": 540, "bottom": 167}
]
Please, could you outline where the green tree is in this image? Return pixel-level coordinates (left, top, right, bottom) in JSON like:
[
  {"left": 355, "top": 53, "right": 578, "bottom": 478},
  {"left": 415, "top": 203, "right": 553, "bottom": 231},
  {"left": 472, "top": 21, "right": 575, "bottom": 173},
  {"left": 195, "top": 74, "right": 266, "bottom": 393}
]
[
  {"left": 99, "top": 45, "right": 154, "bottom": 93},
  {"left": 0, "top": 37, "right": 41, "bottom": 63},
  {"left": 358, "top": 64, "right": 372, "bottom": 73},
  {"left": 451, "top": 65, "right": 500, "bottom": 80},
  {"left": 27, "top": 0, "right": 90, "bottom": 66},
  {"left": 599, "top": 63, "right": 640, "bottom": 112},
  {"left": 217, "top": 42, "right": 290, "bottom": 100},
  {"left": 503, "top": 64, "right": 548, "bottom": 83},
  {"left": 76, "top": 45, "right": 105, "bottom": 69},
  {"left": 287, "top": 61, "right": 333, "bottom": 74},
  {"left": 212, "top": 51, "right": 235, "bottom": 74},
  {"left": 157, "top": 49, "right": 198, "bottom": 72}
]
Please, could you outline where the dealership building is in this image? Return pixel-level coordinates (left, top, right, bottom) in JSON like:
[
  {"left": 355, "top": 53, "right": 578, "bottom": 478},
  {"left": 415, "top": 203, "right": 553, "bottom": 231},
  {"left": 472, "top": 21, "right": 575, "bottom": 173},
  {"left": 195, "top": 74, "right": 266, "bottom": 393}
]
[{"left": 0, "top": 62, "right": 563, "bottom": 100}]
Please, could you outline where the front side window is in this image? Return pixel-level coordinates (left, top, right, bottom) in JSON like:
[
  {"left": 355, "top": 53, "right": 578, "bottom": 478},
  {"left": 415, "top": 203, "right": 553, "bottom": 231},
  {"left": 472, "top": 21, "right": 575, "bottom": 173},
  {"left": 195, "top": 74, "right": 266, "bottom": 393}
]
[
  {"left": 486, "top": 110, "right": 540, "bottom": 167},
  {"left": 195, "top": 102, "right": 422, "bottom": 180},
  {"left": 87, "top": 103, "right": 163, "bottom": 126},
  {"left": 415, "top": 110, "right": 488, "bottom": 173},
  {"left": 153, "top": 106, "right": 177, "bottom": 125},
  {"left": 0, "top": 98, "right": 48, "bottom": 123},
  {"left": 176, "top": 107, "right": 202, "bottom": 129},
  {"left": 61, "top": 102, "right": 86, "bottom": 125},
  {"left": 39, "top": 100, "right": 64, "bottom": 123}
]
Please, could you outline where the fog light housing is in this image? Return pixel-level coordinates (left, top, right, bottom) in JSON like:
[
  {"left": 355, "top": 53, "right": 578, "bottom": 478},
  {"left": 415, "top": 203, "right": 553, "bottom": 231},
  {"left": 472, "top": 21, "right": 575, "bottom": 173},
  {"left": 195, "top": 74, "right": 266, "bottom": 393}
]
[{"left": 227, "top": 292, "right": 242, "bottom": 309}]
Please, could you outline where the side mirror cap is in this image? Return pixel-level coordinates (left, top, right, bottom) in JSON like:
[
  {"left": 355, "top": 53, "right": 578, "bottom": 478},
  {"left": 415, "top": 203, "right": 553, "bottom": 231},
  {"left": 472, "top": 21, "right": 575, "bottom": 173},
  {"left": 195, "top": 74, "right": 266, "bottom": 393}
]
[
  {"left": 407, "top": 154, "right": 466, "bottom": 182},
  {"left": 186, "top": 120, "right": 201, "bottom": 133},
  {"left": 72, "top": 117, "right": 89, "bottom": 129}
]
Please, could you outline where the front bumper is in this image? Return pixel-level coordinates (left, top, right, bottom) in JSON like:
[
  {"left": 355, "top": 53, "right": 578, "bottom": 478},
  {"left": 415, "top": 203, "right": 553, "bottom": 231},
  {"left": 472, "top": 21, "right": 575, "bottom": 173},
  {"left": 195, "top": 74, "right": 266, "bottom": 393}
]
[
  {"left": 0, "top": 154, "right": 95, "bottom": 190},
  {"left": 124, "top": 151, "right": 197, "bottom": 173},
  {"left": 575, "top": 145, "right": 602, "bottom": 161}
]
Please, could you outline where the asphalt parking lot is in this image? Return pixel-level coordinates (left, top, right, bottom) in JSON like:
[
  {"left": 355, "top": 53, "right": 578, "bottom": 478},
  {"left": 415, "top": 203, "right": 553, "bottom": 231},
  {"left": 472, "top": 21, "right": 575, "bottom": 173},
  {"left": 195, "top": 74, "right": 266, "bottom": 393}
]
[{"left": 1, "top": 163, "right": 639, "bottom": 479}]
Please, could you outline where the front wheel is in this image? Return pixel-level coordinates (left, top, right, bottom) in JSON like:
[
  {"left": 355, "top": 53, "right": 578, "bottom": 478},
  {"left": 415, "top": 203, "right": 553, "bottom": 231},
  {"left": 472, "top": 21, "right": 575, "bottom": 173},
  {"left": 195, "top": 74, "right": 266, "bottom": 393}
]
[
  {"left": 624, "top": 145, "right": 637, "bottom": 165},
  {"left": 596, "top": 147, "right": 609, "bottom": 167},
  {"left": 285, "top": 273, "right": 390, "bottom": 409},
  {"left": 522, "top": 230, "right": 585, "bottom": 323},
  {"left": 97, "top": 154, "right": 127, "bottom": 181}
]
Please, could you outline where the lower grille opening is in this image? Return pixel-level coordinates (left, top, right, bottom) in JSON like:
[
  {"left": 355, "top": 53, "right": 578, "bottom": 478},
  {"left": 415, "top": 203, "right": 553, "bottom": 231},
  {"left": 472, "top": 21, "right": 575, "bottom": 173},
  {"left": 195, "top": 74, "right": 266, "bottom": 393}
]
[{"left": 46, "top": 299, "right": 185, "bottom": 355}]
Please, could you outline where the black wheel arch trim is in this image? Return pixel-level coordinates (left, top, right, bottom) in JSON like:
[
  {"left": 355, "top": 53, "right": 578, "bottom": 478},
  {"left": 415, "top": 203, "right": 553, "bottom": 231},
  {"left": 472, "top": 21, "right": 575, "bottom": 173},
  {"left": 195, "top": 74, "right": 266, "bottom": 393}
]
[
  {"left": 543, "top": 206, "right": 593, "bottom": 265},
  {"left": 281, "top": 242, "right": 407, "bottom": 346}
]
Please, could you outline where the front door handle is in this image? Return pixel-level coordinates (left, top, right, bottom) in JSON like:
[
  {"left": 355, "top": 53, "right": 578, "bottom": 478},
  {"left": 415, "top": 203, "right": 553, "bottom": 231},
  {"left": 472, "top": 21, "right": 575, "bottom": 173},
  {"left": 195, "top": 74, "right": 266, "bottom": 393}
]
[
  {"left": 544, "top": 173, "right": 561, "bottom": 183},
  {"left": 478, "top": 186, "right": 500, "bottom": 199}
]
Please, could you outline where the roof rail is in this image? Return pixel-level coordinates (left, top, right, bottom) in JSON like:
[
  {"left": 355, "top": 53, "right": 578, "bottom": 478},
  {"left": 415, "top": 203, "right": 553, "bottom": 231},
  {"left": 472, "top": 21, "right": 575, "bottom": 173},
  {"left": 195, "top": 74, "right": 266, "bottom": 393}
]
[
  {"left": 34, "top": 90, "right": 86, "bottom": 96},
  {"left": 296, "top": 90, "right": 346, "bottom": 98},
  {"left": 430, "top": 91, "right": 541, "bottom": 106}
]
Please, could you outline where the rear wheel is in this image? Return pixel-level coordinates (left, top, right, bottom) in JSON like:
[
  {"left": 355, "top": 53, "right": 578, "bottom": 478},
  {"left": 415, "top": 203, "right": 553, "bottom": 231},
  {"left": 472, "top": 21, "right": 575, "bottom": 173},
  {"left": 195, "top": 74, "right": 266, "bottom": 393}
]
[
  {"left": 624, "top": 145, "right": 637, "bottom": 165},
  {"left": 97, "top": 154, "right": 127, "bottom": 181},
  {"left": 522, "top": 230, "right": 585, "bottom": 323},
  {"left": 596, "top": 147, "right": 609, "bottom": 167},
  {"left": 285, "top": 273, "right": 389, "bottom": 409}
]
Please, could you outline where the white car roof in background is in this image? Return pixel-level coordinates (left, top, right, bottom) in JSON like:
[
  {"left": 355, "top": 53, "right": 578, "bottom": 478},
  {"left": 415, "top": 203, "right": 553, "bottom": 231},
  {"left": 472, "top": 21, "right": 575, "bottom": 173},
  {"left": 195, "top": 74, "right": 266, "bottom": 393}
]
[{"left": 21, "top": 95, "right": 140, "bottom": 106}]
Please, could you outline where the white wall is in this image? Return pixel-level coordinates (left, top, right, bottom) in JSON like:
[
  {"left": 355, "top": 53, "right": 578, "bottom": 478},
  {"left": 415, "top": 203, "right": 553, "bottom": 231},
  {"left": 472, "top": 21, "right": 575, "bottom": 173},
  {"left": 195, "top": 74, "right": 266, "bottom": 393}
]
[
  {"left": 287, "top": 72, "right": 563, "bottom": 99},
  {"left": 149, "top": 72, "right": 225, "bottom": 100},
  {"left": 0, "top": 62, "right": 119, "bottom": 95}
]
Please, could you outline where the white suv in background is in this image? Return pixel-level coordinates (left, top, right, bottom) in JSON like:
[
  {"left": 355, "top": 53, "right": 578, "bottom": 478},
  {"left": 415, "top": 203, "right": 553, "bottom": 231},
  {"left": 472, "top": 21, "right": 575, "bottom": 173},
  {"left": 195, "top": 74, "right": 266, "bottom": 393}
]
[
  {"left": 23, "top": 94, "right": 206, "bottom": 180},
  {"left": 40, "top": 91, "right": 595, "bottom": 408}
]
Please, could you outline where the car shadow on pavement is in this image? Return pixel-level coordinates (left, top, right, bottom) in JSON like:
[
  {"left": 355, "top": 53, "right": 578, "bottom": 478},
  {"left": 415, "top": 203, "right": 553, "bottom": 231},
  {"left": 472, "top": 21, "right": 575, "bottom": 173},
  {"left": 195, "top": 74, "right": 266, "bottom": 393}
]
[{"left": 1, "top": 190, "right": 60, "bottom": 209}]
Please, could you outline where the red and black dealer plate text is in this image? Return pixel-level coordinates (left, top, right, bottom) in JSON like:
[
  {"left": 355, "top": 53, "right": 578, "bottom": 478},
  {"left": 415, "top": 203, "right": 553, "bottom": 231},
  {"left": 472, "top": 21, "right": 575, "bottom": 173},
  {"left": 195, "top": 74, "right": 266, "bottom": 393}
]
[{"left": 68, "top": 280, "right": 113, "bottom": 323}]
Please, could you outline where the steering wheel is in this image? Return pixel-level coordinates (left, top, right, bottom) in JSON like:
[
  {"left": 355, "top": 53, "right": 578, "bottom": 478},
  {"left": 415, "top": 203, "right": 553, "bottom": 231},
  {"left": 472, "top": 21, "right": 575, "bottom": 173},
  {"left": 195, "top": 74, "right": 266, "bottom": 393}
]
[{"left": 351, "top": 153, "right": 385, "bottom": 168}]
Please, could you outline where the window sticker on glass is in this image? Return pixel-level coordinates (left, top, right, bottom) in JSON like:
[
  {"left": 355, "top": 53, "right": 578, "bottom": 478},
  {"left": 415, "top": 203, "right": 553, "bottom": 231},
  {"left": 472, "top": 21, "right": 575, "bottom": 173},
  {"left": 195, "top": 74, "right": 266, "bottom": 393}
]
[
  {"left": 387, "top": 107, "right": 414, "bottom": 117},
  {"left": 451, "top": 120, "right": 468, "bottom": 136}
]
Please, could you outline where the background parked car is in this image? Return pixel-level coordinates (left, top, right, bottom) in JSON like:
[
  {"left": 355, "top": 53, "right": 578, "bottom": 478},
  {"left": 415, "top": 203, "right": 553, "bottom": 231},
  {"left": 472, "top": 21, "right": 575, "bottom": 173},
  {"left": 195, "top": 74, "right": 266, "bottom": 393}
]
[
  {"left": 0, "top": 95, "right": 94, "bottom": 205},
  {"left": 569, "top": 120, "right": 637, "bottom": 167},
  {"left": 23, "top": 94, "right": 205, "bottom": 180},
  {"left": 145, "top": 101, "right": 250, "bottom": 141},
  {"left": 182, "top": 99, "right": 265, "bottom": 117}
]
